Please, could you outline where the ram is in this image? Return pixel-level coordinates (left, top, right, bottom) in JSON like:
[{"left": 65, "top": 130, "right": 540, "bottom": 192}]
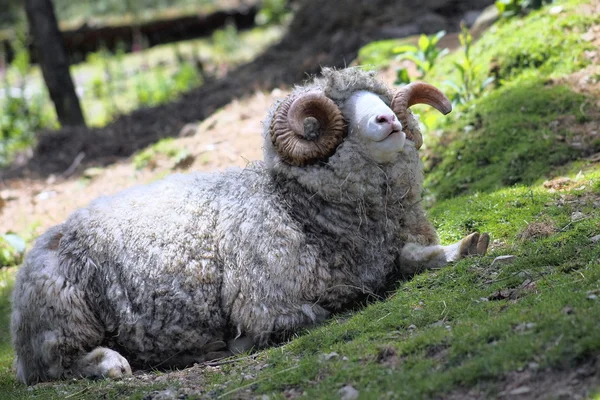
[{"left": 11, "top": 68, "right": 489, "bottom": 384}]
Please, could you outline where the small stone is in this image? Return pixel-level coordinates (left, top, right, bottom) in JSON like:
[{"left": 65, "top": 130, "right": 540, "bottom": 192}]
[
  {"left": 83, "top": 167, "right": 104, "bottom": 179},
  {"left": 35, "top": 191, "right": 57, "bottom": 201},
  {"left": 487, "top": 290, "right": 512, "bottom": 301},
  {"left": 528, "top": 362, "right": 540, "bottom": 370},
  {"left": 408, "top": 324, "right": 417, "bottom": 330},
  {"left": 562, "top": 306, "right": 574, "bottom": 315},
  {"left": 146, "top": 388, "right": 179, "bottom": 400},
  {"left": 571, "top": 211, "right": 585, "bottom": 221},
  {"left": 322, "top": 352, "right": 339, "bottom": 361},
  {"left": 587, "top": 294, "right": 598, "bottom": 300},
  {"left": 582, "top": 31, "right": 596, "bottom": 41},
  {"left": 509, "top": 386, "right": 531, "bottom": 395},
  {"left": 283, "top": 387, "right": 304, "bottom": 398},
  {"left": 178, "top": 123, "right": 198, "bottom": 137},
  {"left": 549, "top": 5, "right": 563, "bottom": 14},
  {"left": 491, "top": 255, "right": 516, "bottom": 267},
  {"left": 46, "top": 174, "right": 57, "bottom": 185},
  {"left": 338, "top": 385, "right": 359, "bottom": 400},
  {"left": 590, "top": 234, "right": 600, "bottom": 243},
  {"left": 514, "top": 322, "right": 536, "bottom": 332}
]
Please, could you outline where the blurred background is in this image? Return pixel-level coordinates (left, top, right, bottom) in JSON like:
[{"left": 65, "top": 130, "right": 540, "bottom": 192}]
[{"left": 0, "top": 0, "right": 497, "bottom": 170}]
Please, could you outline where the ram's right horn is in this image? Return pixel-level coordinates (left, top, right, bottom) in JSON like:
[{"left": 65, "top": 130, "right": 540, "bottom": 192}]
[{"left": 270, "top": 91, "right": 346, "bottom": 167}]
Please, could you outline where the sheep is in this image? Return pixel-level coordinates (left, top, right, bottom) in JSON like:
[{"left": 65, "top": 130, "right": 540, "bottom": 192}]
[{"left": 10, "top": 67, "right": 489, "bottom": 384}]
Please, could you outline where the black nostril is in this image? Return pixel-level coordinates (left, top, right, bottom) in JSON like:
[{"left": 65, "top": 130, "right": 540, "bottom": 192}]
[{"left": 376, "top": 115, "right": 391, "bottom": 124}]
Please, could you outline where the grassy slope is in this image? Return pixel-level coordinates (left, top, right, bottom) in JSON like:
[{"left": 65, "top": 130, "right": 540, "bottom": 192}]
[
  {"left": 422, "top": 0, "right": 600, "bottom": 201},
  {"left": 1, "top": 0, "right": 600, "bottom": 398}
]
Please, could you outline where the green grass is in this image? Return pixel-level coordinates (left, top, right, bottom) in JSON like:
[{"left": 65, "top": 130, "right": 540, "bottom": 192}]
[
  {"left": 418, "top": 0, "right": 600, "bottom": 201},
  {"left": 426, "top": 0, "right": 598, "bottom": 87},
  {"left": 423, "top": 80, "right": 594, "bottom": 201}
]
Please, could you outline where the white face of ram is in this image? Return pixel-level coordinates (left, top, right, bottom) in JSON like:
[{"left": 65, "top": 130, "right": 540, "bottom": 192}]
[{"left": 342, "top": 91, "right": 407, "bottom": 163}]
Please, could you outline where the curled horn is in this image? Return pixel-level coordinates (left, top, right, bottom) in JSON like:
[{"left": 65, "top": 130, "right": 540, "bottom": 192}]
[
  {"left": 391, "top": 81, "right": 452, "bottom": 115},
  {"left": 270, "top": 91, "right": 346, "bottom": 167},
  {"left": 391, "top": 82, "right": 452, "bottom": 149}
]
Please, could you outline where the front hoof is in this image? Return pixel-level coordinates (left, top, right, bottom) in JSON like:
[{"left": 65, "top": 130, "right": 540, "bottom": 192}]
[
  {"left": 461, "top": 232, "right": 490, "bottom": 257},
  {"left": 99, "top": 351, "right": 132, "bottom": 379},
  {"left": 77, "top": 347, "right": 132, "bottom": 380}
]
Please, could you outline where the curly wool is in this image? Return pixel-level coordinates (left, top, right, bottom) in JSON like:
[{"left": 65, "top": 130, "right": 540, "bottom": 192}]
[{"left": 11, "top": 67, "right": 440, "bottom": 384}]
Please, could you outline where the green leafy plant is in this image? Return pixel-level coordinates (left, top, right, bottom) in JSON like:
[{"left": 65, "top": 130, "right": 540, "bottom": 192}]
[
  {"left": 255, "top": 0, "right": 289, "bottom": 26},
  {"left": 132, "top": 138, "right": 189, "bottom": 170},
  {"left": 211, "top": 21, "right": 241, "bottom": 56},
  {"left": 0, "top": 29, "right": 56, "bottom": 166},
  {"left": 393, "top": 31, "right": 449, "bottom": 84},
  {"left": 444, "top": 23, "right": 494, "bottom": 105},
  {"left": 0, "top": 233, "right": 26, "bottom": 267}
]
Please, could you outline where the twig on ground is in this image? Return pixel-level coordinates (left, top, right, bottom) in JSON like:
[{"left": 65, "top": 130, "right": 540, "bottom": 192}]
[
  {"left": 62, "top": 152, "right": 86, "bottom": 178},
  {"left": 201, "top": 352, "right": 261, "bottom": 367},
  {"left": 64, "top": 386, "right": 90, "bottom": 399}
]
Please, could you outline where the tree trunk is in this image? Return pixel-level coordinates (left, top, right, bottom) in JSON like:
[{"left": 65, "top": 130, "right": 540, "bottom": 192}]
[{"left": 25, "top": 0, "right": 85, "bottom": 127}]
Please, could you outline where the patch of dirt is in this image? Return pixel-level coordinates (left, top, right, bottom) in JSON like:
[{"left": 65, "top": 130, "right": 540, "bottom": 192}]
[
  {"left": 518, "top": 221, "right": 557, "bottom": 240},
  {"left": 376, "top": 346, "right": 402, "bottom": 369},
  {"left": 550, "top": 63, "right": 600, "bottom": 159},
  {"left": 543, "top": 177, "right": 581, "bottom": 191},
  {"left": 443, "top": 356, "right": 600, "bottom": 400}
]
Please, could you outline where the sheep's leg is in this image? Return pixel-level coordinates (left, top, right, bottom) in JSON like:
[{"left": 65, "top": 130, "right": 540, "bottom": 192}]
[
  {"left": 11, "top": 227, "right": 132, "bottom": 384},
  {"left": 443, "top": 232, "right": 490, "bottom": 262},
  {"left": 74, "top": 347, "right": 132, "bottom": 379},
  {"left": 398, "top": 232, "right": 489, "bottom": 274},
  {"left": 12, "top": 269, "right": 132, "bottom": 383}
]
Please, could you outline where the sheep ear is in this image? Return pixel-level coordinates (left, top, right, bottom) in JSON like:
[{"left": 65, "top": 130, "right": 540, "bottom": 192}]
[
  {"left": 270, "top": 91, "right": 346, "bottom": 167},
  {"left": 391, "top": 82, "right": 452, "bottom": 116}
]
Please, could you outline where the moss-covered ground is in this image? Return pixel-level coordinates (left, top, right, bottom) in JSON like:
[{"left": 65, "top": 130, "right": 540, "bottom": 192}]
[{"left": 1, "top": 0, "right": 600, "bottom": 398}]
